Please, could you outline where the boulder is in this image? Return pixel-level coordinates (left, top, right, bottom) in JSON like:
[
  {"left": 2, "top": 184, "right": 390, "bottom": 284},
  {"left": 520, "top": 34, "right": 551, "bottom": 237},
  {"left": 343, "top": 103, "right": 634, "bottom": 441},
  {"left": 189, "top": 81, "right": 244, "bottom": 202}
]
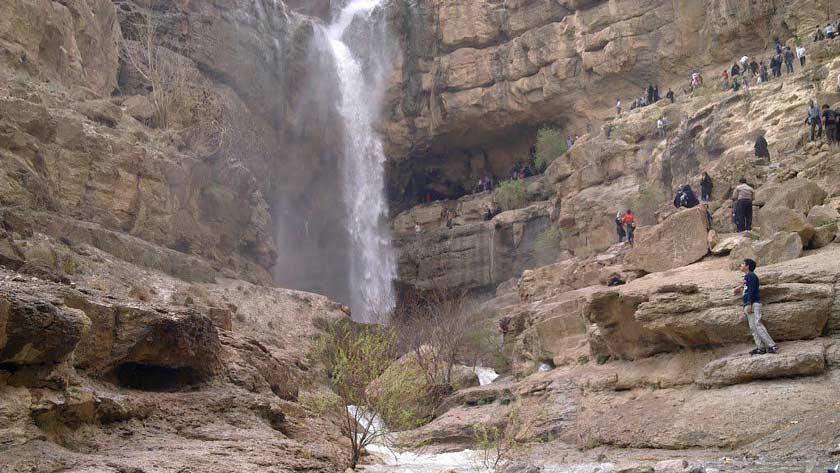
[
  {"left": 756, "top": 178, "right": 827, "bottom": 214},
  {"left": 753, "top": 207, "right": 814, "bottom": 245},
  {"left": 730, "top": 232, "right": 803, "bottom": 267},
  {"left": 698, "top": 340, "right": 826, "bottom": 387},
  {"left": 810, "top": 223, "right": 837, "bottom": 249},
  {"left": 625, "top": 207, "right": 710, "bottom": 273},
  {"left": 0, "top": 288, "right": 90, "bottom": 366},
  {"left": 0, "top": 233, "right": 25, "bottom": 270},
  {"left": 807, "top": 205, "right": 839, "bottom": 227},
  {"left": 122, "top": 95, "right": 156, "bottom": 125},
  {"left": 710, "top": 233, "right": 752, "bottom": 256}
]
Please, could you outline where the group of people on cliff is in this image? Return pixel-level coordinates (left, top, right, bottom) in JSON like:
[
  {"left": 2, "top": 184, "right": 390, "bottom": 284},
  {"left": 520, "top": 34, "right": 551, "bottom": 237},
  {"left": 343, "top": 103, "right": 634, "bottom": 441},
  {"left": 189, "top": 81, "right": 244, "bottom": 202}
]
[
  {"left": 616, "top": 85, "right": 675, "bottom": 117},
  {"left": 722, "top": 43, "right": 805, "bottom": 92},
  {"left": 805, "top": 100, "right": 840, "bottom": 144}
]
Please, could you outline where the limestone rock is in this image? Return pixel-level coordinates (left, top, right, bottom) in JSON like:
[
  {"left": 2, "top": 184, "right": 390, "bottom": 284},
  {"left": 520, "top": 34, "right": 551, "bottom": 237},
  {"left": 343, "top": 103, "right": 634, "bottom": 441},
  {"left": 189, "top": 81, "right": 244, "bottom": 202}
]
[
  {"left": 730, "top": 232, "right": 803, "bottom": 267},
  {"left": 756, "top": 178, "right": 827, "bottom": 214},
  {"left": 698, "top": 340, "right": 826, "bottom": 387},
  {"left": 0, "top": 287, "right": 90, "bottom": 366},
  {"left": 0, "top": 232, "right": 26, "bottom": 270},
  {"left": 66, "top": 294, "right": 222, "bottom": 382},
  {"left": 625, "top": 207, "right": 709, "bottom": 273},
  {"left": 121, "top": 95, "right": 156, "bottom": 125},
  {"left": 807, "top": 205, "right": 839, "bottom": 227},
  {"left": 710, "top": 233, "right": 752, "bottom": 256},
  {"left": 810, "top": 223, "right": 837, "bottom": 249},
  {"left": 754, "top": 207, "right": 814, "bottom": 244}
]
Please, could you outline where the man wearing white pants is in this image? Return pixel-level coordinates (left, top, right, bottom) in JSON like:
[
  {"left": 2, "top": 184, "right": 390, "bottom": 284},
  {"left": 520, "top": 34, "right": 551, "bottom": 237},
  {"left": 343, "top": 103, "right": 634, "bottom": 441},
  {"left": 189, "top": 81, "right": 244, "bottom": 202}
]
[{"left": 737, "top": 258, "right": 779, "bottom": 355}]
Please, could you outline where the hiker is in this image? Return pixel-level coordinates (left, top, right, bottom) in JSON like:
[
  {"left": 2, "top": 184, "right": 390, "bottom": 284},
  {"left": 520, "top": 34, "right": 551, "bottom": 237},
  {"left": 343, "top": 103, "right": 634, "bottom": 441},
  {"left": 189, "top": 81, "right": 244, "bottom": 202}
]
[
  {"left": 656, "top": 117, "right": 667, "bottom": 138},
  {"left": 815, "top": 27, "right": 826, "bottom": 42},
  {"left": 806, "top": 100, "right": 823, "bottom": 141},
  {"left": 784, "top": 47, "right": 795, "bottom": 73},
  {"left": 673, "top": 184, "right": 700, "bottom": 209},
  {"left": 825, "top": 23, "right": 837, "bottom": 39},
  {"left": 731, "top": 62, "right": 741, "bottom": 77},
  {"left": 740, "top": 55, "right": 749, "bottom": 73},
  {"left": 700, "top": 172, "right": 713, "bottom": 202},
  {"left": 653, "top": 85, "right": 660, "bottom": 102},
  {"left": 755, "top": 133, "right": 770, "bottom": 160},
  {"left": 732, "top": 177, "right": 755, "bottom": 232},
  {"left": 621, "top": 210, "right": 636, "bottom": 245},
  {"left": 824, "top": 104, "right": 837, "bottom": 144},
  {"left": 615, "top": 211, "right": 626, "bottom": 242},
  {"left": 483, "top": 204, "right": 494, "bottom": 221},
  {"left": 770, "top": 55, "right": 781, "bottom": 78},
  {"left": 485, "top": 175, "right": 494, "bottom": 192},
  {"left": 647, "top": 85, "right": 655, "bottom": 104},
  {"left": 749, "top": 58, "right": 759, "bottom": 76},
  {"left": 759, "top": 61, "right": 769, "bottom": 83},
  {"left": 476, "top": 178, "right": 485, "bottom": 193},
  {"left": 796, "top": 44, "right": 806, "bottom": 67},
  {"left": 666, "top": 88, "right": 675, "bottom": 103},
  {"left": 734, "top": 258, "right": 779, "bottom": 355},
  {"left": 616, "top": 99, "right": 622, "bottom": 116},
  {"left": 721, "top": 70, "right": 730, "bottom": 90}
]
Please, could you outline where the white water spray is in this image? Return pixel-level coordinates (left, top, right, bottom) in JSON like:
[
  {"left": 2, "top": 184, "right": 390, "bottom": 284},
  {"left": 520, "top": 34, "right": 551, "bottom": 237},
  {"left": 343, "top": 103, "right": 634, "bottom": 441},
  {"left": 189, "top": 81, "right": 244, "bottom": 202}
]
[{"left": 325, "top": 0, "right": 396, "bottom": 321}]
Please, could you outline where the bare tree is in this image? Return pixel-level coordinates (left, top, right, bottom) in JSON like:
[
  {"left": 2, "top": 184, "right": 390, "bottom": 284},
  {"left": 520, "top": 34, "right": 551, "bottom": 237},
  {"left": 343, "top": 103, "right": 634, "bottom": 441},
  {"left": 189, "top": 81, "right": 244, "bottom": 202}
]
[{"left": 121, "top": 10, "right": 192, "bottom": 129}]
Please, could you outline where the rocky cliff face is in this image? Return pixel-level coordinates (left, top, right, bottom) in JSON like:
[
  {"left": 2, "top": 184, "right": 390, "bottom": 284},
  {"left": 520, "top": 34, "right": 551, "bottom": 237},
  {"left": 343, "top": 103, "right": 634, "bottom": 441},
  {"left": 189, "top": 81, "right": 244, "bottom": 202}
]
[{"left": 383, "top": 0, "right": 833, "bottom": 205}]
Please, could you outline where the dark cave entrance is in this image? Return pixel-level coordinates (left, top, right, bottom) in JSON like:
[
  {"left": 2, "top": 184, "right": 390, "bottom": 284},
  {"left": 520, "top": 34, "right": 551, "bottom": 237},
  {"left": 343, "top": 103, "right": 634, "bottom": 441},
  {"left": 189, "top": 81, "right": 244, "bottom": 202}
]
[{"left": 114, "top": 363, "right": 204, "bottom": 392}]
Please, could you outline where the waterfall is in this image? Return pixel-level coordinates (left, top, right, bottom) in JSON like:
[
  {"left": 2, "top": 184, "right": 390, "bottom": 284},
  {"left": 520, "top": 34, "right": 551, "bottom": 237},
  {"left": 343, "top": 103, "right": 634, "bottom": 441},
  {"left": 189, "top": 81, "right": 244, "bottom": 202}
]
[{"left": 325, "top": 0, "right": 396, "bottom": 322}]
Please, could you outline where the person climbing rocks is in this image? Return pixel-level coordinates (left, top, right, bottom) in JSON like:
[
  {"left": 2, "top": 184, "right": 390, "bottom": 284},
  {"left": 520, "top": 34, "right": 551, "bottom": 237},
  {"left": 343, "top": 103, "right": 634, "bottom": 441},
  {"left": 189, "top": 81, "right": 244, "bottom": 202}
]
[
  {"left": 731, "top": 62, "right": 741, "bottom": 77},
  {"left": 806, "top": 100, "right": 823, "bottom": 141},
  {"left": 754, "top": 133, "right": 770, "bottom": 160},
  {"left": 656, "top": 116, "right": 667, "bottom": 138},
  {"left": 721, "top": 69, "right": 730, "bottom": 90},
  {"left": 700, "top": 172, "right": 713, "bottom": 202},
  {"left": 815, "top": 27, "right": 826, "bottom": 42},
  {"left": 621, "top": 210, "right": 636, "bottom": 245},
  {"left": 732, "top": 177, "right": 755, "bottom": 232},
  {"left": 673, "top": 184, "right": 700, "bottom": 209},
  {"left": 666, "top": 88, "right": 675, "bottom": 103},
  {"left": 759, "top": 61, "right": 769, "bottom": 83},
  {"left": 616, "top": 98, "right": 622, "bottom": 117},
  {"left": 749, "top": 58, "right": 759, "bottom": 77},
  {"left": 734, "top": 258, "right": 779, "bottom": 355},
  {"left": 783, "top": 47, "right": 795, "bottom": 74},
  {"left": 824, "top": 104, "right": 837, "bottom": 145},
  {"left": 825, "top": 23, "right": 837, "bottom": 39},
  {"left": 796, "top": 44, "right": 806, "bottom": 67},
  {"left": 615, "top": 211, "right": 626, "bottom": 242}
]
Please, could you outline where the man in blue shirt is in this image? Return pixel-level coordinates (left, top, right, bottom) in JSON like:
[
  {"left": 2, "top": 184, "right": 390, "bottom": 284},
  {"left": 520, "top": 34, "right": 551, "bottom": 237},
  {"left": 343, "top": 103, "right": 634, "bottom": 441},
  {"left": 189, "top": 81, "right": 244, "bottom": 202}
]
[{"left": 736, "top": 259, "right": 779, "bottom": 355}]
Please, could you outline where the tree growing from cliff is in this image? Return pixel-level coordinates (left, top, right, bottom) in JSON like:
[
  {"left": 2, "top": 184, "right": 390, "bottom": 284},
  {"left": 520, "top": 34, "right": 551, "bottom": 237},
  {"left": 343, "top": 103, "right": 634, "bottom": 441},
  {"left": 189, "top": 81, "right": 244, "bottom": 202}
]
[
  {"left": 495, "top": 179, "right": 528, "bottom": 211},
  {"left": 121, "top": 10, "right": 192, "bottom": 130},
  {"left": 535, "top": 126, "right": 567, "bottom": 171},
  {"left": 316, "top": 320, "right": 414, "bottom": 468}
]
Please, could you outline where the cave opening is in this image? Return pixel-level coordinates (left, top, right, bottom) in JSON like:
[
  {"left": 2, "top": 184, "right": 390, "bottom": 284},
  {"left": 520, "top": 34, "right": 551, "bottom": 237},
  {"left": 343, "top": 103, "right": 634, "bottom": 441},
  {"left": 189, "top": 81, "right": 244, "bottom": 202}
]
[{"left": 114, "top": 363, "right": 204, "bottom": 392}]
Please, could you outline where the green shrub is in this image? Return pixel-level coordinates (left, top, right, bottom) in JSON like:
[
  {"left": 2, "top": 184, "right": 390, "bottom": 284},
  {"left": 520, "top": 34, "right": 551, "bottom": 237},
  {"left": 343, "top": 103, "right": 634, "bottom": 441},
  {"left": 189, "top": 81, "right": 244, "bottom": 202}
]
[
  {"left": 535, "top": 126, "right": 567, "bottom": 170},
  {"left": 495, "top": 179, "right": 528, "bottom": 211},
  {"left": 536, "top": 225, "right": 564, "bottom": 247}
]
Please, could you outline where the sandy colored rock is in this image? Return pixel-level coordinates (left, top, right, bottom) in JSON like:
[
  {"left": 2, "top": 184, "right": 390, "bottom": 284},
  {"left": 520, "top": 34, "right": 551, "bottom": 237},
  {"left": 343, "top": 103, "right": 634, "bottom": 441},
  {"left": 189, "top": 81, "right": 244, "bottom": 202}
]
[
  {"left": 698, "top": 340, "right": 826, "bottom": 387},
  {"left": 710, "top": 233, "right": 752, "bottom": 256},
  {"left": 754, "top": 207, "right": 814, "bottom": 244},
  {"left": 624, "top": 207, "right": 709, "bottom": 274},
  {"left": 756, "top": 178, "right": 827, "bottom": 214},
  {"left": 807, "top": 205, "right": 839, "bottom": 227},
  {"left": 810, "top": 223, "right": 837, "bottom": 249},
  {"left": 730, "top": 232, "right": 803, "bottom": 268}
]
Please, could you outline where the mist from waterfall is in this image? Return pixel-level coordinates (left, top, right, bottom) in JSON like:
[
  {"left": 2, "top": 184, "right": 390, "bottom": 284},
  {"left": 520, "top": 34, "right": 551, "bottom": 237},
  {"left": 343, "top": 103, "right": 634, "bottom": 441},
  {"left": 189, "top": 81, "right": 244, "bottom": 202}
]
[{"left": 323, "top": 0, "right": 396, "bottom": 322}]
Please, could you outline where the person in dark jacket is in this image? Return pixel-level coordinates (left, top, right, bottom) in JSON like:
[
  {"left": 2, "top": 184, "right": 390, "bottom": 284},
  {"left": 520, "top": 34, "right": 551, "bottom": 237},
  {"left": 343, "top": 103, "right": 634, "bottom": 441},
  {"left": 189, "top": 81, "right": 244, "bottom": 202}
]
[
  {"left": 615, "top": 212, "right": 626, "bottom": 242},
  {"left": 700, "top": 172, "right": 713, "bottom": 202},
  {"left": 673, "top": 184, "right": 700, "bottom": 209},
  {"left": 783, "top": 47, "right": 795, "bottom": 74},
  {"left": 734, "top": 259, "right": 779, "bottom": 355},
  {"left": 647, "top": 85, "right": 655, "bottom": 104},
  {"left": 666, "top": 89, "right": 675, "bottom": 103},
  {"left": 731, "top": 63, "right": 741, "bottom": 77},
  {"left": 754, "top": 133, "right": 770, "bottom": 160},
  {"left": 823, "top": 104, "right": 837, "bottom": 144}
]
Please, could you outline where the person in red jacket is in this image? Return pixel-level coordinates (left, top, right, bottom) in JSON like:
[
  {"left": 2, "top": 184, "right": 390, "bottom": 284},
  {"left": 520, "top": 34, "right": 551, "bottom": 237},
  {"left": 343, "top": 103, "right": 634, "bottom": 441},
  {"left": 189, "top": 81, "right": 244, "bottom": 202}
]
[{"left": 621, "top": 210, "right": 636, "bottom": 245}]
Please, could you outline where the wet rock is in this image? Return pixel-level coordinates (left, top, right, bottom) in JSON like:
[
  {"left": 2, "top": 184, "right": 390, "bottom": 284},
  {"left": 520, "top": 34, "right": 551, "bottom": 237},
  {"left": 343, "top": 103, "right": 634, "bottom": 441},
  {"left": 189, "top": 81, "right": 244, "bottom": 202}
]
[
  {"left": 625, "top": 207, "right": 710, "bottom": 273},
  {"left": 698, "top": 340, "right": 826, "bottom": 387}
]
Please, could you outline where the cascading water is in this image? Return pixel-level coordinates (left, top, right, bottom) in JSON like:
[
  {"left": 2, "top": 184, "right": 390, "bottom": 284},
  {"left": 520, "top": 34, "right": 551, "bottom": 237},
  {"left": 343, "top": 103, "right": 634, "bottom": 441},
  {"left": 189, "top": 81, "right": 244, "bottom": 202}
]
[{"left": 324, "top": 0, "right": 396, "bottom": 322}]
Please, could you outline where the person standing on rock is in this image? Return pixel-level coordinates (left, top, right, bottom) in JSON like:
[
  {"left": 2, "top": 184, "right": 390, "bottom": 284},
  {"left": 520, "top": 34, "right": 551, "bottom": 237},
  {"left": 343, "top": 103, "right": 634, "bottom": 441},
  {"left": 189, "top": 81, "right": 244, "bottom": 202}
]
[
  {"left": 783, "top": 47, "right": 795, "bottom": 74},
  {"left": 666, "top": 88, "right": 675, "bottom": 103},
  {"left": 615, "top": 211, "right": 626, "bottom": 243},
  {"left": 806, "top": 100, "right": 823, "bottom": 141},
  {"left": 700, "top": 172, "right": 713, "bottom": 203},
  {"left": 731, "top": 177, "right": 754, "bottom": 232},
  {"left": 754, "top": 133, "right": 770, "bottom": 161},
  {"left": 616, "top": 98, "right": 622, "bottom": 117},
  {"left": 621, "top": 210, "right": 636, "bottom": 245},
  {"left": 735, "top": 258, "right": 779, "bottom": 355},
  {"left": 823, "top": 104, "right": 837, "bottom": 145},
  {"left": 796, "top": 44, "right": 806, "bottom": 68}
]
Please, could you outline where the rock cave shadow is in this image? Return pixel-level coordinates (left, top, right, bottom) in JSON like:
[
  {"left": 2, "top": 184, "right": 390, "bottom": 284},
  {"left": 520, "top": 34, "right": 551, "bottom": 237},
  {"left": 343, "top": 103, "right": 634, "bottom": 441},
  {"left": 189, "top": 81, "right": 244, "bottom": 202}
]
[{"left": 113, "top": 363, "right": 204, "bottom": 392}]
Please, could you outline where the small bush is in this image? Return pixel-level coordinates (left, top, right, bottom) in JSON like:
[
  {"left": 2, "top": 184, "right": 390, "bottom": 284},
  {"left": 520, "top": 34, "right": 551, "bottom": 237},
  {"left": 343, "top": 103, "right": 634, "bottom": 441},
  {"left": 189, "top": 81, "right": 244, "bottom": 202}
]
[
  {"left": 535, "top": 126, "right": 567, "bottom": 171},
  {"left": 536, "top": 225, "right": 563, "bottom": 247},
  {"left": 495, "top": 180, "right": 528, "bottom": 211}
]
